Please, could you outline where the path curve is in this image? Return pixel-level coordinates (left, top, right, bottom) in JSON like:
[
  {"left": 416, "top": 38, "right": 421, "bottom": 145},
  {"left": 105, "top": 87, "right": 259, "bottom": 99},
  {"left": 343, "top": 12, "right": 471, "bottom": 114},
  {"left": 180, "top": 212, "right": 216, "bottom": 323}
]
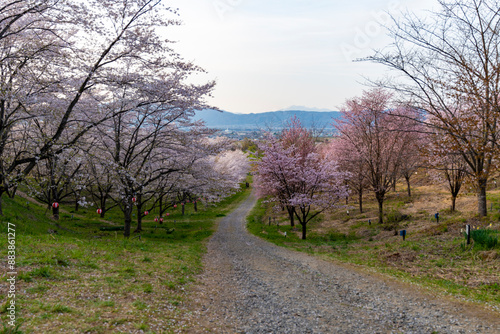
[{"left": 187, "top": 193, "right": 500, "bottom": 333}]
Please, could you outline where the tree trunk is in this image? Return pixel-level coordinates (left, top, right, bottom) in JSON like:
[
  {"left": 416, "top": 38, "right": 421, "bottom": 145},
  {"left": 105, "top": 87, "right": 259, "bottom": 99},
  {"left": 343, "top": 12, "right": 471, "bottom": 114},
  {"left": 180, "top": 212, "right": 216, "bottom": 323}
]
[
  {"left": 376, "top": 191, "right": 384, "bottom": 224},
  {"left": 159, "top": 195, "right": 163, "bottom": 215},
  {"left": 287, "top": 206, "right": 295, "bottom": 227},
  {"left": 100, "top": 196, "right": 107, "bottom": 218},
  {"left": 478, "top": 178, "right": 488, "bottom": 217},
  {"left": 8, "top": 186, "right": 17, "bottom": 198},
  {"left": 135, "top": 193, "right": 143, "bottom": 233},
  {"left": 405, "top": 176, "right": 411, "bottom": 197},
  {"left": 194, "top": 201, "right": 197, "bottom": 212},
  {"left": 0, "top": 194, "right": 3, "bottom": 216},
  {"left": 451, "top": 195, "right": 456, "bottom": 212},
  {"left": 124, "top": 204, "right": 132, "bottom": 238},
  {"left": 75, "top": 197, "right": 79, "bottom": 212},
  {"left": 182, "top": 204, "right": 185, "bottom": 215},
  {"left": 301, "top": 222, "right": 307, "bottom": 240},
  {"left": 52, "top": 205, "right": 59, "bottom": 219},
  {"left": 135, "top": 205, "right": 143, "bottom": 233},
  {"left": 358, "top": 190, "right": 363, "bottom": 213},
  {"left": 52, "top": 191, "right": 60, "bottom": 220}
]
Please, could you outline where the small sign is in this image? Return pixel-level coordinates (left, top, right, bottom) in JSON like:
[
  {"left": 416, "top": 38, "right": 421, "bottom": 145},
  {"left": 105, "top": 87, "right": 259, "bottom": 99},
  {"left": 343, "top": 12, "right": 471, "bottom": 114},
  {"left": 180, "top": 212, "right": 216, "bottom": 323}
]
[{"left": 399, "top": 230, "right": 407, "bottom": 240}]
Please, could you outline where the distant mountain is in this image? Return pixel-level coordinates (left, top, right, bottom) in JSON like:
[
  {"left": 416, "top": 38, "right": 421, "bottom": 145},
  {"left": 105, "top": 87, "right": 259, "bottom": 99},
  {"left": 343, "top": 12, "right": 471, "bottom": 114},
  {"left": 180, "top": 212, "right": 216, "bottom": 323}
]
[
  {"left": 193, "top": 109, "right": 341, "bottom": 130},
  {"left": 278, "top": 105, "right": 335, "bottom": 112}
]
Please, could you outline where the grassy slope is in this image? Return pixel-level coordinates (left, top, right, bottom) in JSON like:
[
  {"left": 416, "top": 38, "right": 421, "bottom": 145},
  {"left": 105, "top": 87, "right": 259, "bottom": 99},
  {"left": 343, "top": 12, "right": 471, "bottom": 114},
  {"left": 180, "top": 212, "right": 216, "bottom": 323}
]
[
  {"left": 247, "top": 184, "right": 500, "bottom": 311},
  {"left": 0, "top": 186, "right": 251, "bottom": 334}
]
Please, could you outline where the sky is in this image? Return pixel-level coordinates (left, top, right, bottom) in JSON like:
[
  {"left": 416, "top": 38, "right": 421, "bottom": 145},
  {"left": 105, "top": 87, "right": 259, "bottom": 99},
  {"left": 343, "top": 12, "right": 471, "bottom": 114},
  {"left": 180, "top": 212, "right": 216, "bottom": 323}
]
[{"left": 168, "top": 0, "right": 438, "bottom": 114}]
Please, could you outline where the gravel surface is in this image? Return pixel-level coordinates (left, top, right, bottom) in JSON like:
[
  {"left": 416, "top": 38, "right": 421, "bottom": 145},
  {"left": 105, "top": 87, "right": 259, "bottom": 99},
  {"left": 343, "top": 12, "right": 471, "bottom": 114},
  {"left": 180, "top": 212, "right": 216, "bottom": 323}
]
[{"left": 186, "top": 193, "right": 500, "bottom": 333}]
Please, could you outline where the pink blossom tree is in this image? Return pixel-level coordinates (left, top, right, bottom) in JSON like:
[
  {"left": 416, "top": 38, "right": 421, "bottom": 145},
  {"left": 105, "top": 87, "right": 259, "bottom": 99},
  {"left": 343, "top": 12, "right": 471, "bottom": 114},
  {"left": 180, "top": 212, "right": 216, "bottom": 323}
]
[
  {"left": 325, "top": 139, "right": 369, "bottom": 213},
  {"left": 395, "top": 113, "right": 426, "bottom": 197},
  {"left": 24, "top": 147, "right": 86, "bottom": 219},
  {"left": 0, "top": 0, "right": 197, "bottom": 216},
  {"left": 334, "top": 89, "right": 420, "bottom": 224},
  {"left": 256, "top": 121, "right": 349, "bottom": 239}
]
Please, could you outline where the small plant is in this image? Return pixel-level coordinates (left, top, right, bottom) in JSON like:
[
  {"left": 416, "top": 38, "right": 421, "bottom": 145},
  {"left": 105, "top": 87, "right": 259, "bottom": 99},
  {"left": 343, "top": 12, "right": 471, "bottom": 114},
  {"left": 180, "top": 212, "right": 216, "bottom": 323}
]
[
  {"left": 52, "top": 304, "right": 73, "bottom": 313},
  {"left": 27, "top": 285, "right": 49, "bottom": 294},
  {"left": 143, "top": 283, "right": 153, "bottom": 293},
  {"left": 1, "top": 320, "right": 24, "bottom": 334},
  {"left": 470, "top": 229, "right": 499, "bottom": 249},
  {"left": 384, "top": 210, "right": 410, "bottom": 230},
  {"left": 19, "top": 266, "right": 54, "bottom": 282},
  {"left": 99, "top": 300, "right": 115, "bottom": 308},
  {"left": 54, "top": 257, "right": 69, "bottom": 266},
  {"left": 133, "top": 301, "right": 147, "bottom": 310}
]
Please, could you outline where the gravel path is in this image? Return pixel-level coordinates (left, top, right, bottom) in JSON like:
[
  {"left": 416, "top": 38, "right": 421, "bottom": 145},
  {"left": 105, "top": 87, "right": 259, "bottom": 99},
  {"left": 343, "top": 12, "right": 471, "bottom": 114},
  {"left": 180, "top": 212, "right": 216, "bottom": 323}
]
[{"left": 186, "top": 193, "right": 500, "bottom": 333}]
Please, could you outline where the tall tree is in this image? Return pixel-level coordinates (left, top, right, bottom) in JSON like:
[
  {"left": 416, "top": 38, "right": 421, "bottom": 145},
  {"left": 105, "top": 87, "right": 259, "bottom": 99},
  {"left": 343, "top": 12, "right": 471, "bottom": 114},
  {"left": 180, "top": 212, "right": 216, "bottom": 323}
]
[
  {"left": 326, "top": 139, "right": 369, "bottom": 213},
  {"left": 0, "top": 0, "right": 67, "bottom": 214},
  {"left": 256, "top": 121, "right": 348, "bottom": 240},
  {"left": 334, "top": 89, "right": 418, "bottom": 224},
  {"left": 0, "top": 0, "right": 193, "bottom": 216},
  {"left": 425, "top": 127, "right": 469, "bottom": 212},
  {"left": 367, "top": 0, "right": 500, "bottom": 216}
]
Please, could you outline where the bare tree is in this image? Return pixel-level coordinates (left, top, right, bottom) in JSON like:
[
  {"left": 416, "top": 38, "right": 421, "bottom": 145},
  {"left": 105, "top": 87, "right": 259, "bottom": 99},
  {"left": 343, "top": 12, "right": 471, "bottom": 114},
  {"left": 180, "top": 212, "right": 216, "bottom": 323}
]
[
  {"left": 334, "top": 89, "right": 419, "bottom": 224},
  {"left": 367, "top": 0, "right": 500, "bottom": 217}
]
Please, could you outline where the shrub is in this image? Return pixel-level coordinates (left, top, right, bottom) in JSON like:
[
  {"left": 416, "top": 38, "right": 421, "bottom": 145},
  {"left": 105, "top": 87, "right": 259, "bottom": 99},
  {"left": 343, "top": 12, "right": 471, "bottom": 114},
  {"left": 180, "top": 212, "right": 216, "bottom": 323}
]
[
  {"left": 470, "top": 229, "right": 499, "bottom": 250},
  {"left": 385, "top": 210, "right": 409, "bottom": 224}
]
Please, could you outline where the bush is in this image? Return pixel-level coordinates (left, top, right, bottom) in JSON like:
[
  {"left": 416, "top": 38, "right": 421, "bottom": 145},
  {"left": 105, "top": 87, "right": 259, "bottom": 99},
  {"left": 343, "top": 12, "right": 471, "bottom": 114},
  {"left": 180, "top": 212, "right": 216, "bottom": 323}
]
[
  {"left": 382, "top": 210, "right": 410, "bottom": 231},
  {"left": 470, "top": 229, "right": 499, "bottom": 250},
  {"left": 385, "top": 210, "right": 409, "bottom": 224}
]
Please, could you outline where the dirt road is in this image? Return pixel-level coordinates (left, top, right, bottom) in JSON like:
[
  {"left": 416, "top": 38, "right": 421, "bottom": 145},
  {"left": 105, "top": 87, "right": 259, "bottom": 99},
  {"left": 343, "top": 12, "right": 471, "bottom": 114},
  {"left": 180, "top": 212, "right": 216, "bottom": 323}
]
[{"left": 187, "top": 193, "right": 500, "bottom": 333}]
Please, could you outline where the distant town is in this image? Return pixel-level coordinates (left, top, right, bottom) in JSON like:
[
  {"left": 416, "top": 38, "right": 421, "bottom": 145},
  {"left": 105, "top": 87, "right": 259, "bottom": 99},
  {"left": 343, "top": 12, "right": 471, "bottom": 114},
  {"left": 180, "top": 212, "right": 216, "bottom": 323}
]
[{"left": 194, "top": 109, "right": 340, "bottom": 139}]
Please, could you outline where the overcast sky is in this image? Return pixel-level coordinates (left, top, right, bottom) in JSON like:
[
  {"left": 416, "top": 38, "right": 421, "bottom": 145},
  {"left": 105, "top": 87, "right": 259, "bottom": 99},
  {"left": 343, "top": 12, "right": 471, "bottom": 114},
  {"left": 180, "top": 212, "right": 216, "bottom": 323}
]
[{"left": 168, "top": 0, "right": 438, "bottom": 114}]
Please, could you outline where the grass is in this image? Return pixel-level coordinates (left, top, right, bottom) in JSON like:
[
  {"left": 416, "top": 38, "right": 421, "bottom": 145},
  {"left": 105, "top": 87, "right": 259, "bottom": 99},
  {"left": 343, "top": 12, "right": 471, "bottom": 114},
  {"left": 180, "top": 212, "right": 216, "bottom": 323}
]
[
  {"left": 247, "top": 183, "right": 500, "bottom": 311},
  {"left": 0, "top": 184, "right": 251, "bottom": 333}
]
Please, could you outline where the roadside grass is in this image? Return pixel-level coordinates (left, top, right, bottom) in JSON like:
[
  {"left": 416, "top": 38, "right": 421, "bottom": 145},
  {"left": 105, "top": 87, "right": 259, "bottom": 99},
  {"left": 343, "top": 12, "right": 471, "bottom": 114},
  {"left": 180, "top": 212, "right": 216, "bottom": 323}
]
[
  {"left": 247, "top": 184, "right": 500, "bottom": 311},
  {"left": 0, "top": 184, "right": 251, "bottom": 333}
]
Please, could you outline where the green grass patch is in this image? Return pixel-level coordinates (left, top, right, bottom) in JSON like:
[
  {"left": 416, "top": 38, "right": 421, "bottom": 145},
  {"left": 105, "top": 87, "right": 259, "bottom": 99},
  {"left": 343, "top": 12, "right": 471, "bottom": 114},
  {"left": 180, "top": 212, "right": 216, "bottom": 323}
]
[
  {"left": 0, "top": 182, "right": 252, "bottom": 333},
  {"left": 470, "top": 229, "right": 499, "bottom": 249}
]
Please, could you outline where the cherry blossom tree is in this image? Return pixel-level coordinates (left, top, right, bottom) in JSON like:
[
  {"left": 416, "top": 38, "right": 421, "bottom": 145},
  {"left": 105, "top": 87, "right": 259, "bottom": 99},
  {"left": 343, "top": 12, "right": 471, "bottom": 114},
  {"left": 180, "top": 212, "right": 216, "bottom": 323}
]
[
  {"left": 334, "top": 89, "right": 419, "bottom": 224},
  {"left": 326, "top": 139, "right": 369, "bottom": 213},
  {"left": 24, "top": 147, "right": 86, "bottom": 219},
  {"left": 85, "top": 153, "right": 119, "bottom": 218},
  {"left": 167, "top": 143, "right": 250, "bottom": 212},
  {"left": 368, "top": 0, "right": 500, "bottom": 216},
  {"left": 256, "top": 124, "right": 349, "bottom": 239},
  {"left": 0, "top": 0, "right": 195, "bottom": 216},
  {"left": 395, "top": 111, "right": 426, "bottom": 198},
  {"left": 0, "top": 0, "right": 68, "bottom": 214},
  {"left": 92, "top": 101, "right": 217, "bottom": 237}
]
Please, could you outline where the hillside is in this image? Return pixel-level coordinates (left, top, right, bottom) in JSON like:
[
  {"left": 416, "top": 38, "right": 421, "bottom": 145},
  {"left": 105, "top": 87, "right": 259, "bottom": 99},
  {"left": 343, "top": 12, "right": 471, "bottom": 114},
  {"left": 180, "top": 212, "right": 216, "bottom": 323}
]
[
  {"left": 0, "top": 186, "right": 252, "bottom": 333},
  {"left": 192, "top": 109, "right": 341, "bottom": 130},
  {"left": 247, "top": 179, "right": 500, "bottom": 310}
]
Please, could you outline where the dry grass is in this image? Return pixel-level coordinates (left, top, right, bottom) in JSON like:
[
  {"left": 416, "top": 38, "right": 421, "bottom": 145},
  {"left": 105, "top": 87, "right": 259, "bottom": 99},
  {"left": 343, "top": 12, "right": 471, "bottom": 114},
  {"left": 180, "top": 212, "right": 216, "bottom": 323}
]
[{"left": 248, "top": 179, "right": 500, "bottom": 310}]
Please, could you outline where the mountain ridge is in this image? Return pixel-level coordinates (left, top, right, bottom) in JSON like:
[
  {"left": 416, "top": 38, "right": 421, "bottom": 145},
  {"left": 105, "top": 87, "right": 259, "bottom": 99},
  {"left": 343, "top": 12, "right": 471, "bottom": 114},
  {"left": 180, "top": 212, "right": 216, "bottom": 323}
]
[{"left": 193, "top": 109, "right": 341, "bottom": 130}]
